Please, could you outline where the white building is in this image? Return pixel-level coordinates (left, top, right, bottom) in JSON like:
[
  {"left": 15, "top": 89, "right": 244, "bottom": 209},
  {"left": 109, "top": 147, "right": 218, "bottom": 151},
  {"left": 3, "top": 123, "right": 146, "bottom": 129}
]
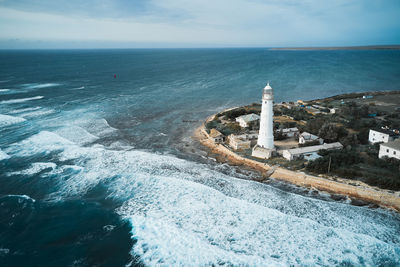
[
  {"left": 369, "top": 129, "right": 398, "bottom": 144},
  {"left": 378, "top": 140, "right": 400, "bottom": 160},
  {"left": 252, "top": 83, "right": 275, "bottom": 159},
  {"left": 299, "top": 132, "right": 324, "bottom": 145},
  {"left": 228, "top": 133, "right": 258, "bottom": 150},
  {"left": 277, "top": 127, "right": 299, "bottom": 138},
  {"left": 235, "top": 113, "right": 260, "bottom": 128},
  {"left": 283, "top": 142, "right": 343, "bottom": 161}
]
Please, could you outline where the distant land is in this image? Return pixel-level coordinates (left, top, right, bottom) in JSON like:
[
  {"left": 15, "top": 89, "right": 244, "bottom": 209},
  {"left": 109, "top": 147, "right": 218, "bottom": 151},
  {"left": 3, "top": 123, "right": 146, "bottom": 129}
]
[{"left": 270, "top": 45, "right": 400, "bottom": 50}]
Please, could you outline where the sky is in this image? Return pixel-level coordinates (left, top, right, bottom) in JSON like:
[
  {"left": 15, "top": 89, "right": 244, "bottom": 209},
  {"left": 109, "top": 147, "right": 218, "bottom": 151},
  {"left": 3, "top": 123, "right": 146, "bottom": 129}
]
[{"left": 0, "top": 0, "right": 399, "bottom": 49}]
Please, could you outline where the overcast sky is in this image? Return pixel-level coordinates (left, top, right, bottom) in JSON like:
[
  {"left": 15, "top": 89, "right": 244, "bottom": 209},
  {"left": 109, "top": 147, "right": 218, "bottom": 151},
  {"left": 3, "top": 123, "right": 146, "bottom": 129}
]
[{"left": 0, "top": 0, "right": 399, "bottom": 48}]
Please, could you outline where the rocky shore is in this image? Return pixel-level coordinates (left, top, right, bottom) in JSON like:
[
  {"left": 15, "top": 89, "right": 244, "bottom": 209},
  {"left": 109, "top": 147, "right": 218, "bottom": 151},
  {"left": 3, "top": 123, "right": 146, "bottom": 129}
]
[{"left": 194, "top": 114, "right": 400, "bottom": 212}]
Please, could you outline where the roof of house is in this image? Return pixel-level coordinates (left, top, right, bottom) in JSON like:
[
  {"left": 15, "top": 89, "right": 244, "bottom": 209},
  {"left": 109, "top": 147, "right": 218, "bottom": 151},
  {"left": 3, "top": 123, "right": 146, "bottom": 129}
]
[
  {"left": 370, "top": 128, "right": 399, "bottom": 137},
  {"left": 279, "top": 127, "right": 299, "bottom": 133},
  {"left": 300, "top": 132, "right": 320, "bottom": 141},
  {"left": 236, "top": 113, "right": 260, "bottom": 123},
  {"left": 381, "top": 140, "right": 400, "bottom": 150},
  {"left": 209, "top": 128, "right": 224, "bottom": 138},
  {"left": 230, "top": 133, "right": 258, "bottom": 140},
  {"left": 286, "top": 142, "right": 343, "bottom": 155}
]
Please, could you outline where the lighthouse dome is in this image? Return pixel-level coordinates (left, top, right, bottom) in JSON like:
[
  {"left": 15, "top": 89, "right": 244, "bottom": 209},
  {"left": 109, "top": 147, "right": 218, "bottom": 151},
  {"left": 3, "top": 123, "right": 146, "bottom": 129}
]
[
  {"left": 263, "top": 82, "right": 273, "bottom": 95},
  {"left": 264, "top": 83, "right": 272, "bottom": 90}
]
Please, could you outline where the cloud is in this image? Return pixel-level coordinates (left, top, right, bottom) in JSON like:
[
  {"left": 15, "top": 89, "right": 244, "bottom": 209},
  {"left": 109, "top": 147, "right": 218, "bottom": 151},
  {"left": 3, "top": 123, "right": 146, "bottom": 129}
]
[{"left": 0, "top": 0, "right": 399, "bottom": 48}]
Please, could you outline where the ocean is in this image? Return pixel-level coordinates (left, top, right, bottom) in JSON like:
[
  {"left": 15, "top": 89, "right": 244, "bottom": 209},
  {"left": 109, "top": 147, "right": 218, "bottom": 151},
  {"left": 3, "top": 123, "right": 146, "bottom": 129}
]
[{"left": 0, "top": 48, "right": 400, "bottom": 266}]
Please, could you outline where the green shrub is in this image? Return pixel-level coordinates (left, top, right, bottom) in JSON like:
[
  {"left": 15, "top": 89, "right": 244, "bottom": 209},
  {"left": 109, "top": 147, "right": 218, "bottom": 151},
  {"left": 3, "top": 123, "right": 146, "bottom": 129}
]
[{"left": 222, "top": 108, "right": 247, "bottom": 120}]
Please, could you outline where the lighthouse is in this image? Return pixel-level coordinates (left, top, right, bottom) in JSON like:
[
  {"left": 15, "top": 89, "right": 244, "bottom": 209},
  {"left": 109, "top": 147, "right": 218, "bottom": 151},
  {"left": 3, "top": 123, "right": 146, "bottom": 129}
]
[
  {"left": 257, "top": 83, "right": 274, "bottom": 149},
  {"left": 252, "top": 83, "right": 276, "bottom": 159}
]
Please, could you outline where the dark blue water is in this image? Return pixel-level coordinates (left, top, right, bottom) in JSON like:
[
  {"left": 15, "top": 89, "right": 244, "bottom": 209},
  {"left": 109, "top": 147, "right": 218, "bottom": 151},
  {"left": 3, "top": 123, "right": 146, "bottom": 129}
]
[{"left": 1, "top": 49, "right": 400, "bottom": 266}]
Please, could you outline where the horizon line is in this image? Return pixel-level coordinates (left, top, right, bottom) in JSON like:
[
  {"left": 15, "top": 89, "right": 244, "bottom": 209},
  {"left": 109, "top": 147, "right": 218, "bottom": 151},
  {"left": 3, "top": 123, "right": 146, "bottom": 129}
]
[{"left": 0, "top": 44, "right": 399, "bottom": 51}]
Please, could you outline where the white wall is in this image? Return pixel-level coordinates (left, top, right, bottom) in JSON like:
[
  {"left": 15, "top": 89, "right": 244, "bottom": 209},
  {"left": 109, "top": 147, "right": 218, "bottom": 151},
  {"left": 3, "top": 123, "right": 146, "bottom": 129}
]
[
  {"left": 235, "top": 118, "right": 248, "bottom": 128},
  {"left": 283, "top": 150, "right": 292, "bottom": 160},
  {"left": 369, "top": 129, "right": 390, "bottom": 144},
  {"left": 379, "top": 145, "right": 400, "bottom": 160},
  {"left": 257, "top": 98, "right": 274, "bottom": 149}
]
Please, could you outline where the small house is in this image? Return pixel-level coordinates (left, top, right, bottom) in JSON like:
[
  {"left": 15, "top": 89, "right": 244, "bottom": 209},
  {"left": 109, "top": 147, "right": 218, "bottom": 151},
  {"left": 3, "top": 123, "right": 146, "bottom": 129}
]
[
  {"left": 369, "top": 129, "right": 399, "bottom": 144},
  {"left": 235, "top": 113, "right": 260, "bottom": 128},
  {"left": 378, "top": 140, "right": 400, "bottom": 160},
  {"left": 283, "top": 142, "right": 343, "bottom": 161},
  {"left": 228, "top": 133, "right": 258, "bottom": 150},
  {"left": 277, "top": 127, "right": 299, "bottom": 138},
  {"left": 299, "top": 132, "right": 323, "bottom": 145},
  {"left": 209, "top": 129, "right": 224, "bottom": 144}
]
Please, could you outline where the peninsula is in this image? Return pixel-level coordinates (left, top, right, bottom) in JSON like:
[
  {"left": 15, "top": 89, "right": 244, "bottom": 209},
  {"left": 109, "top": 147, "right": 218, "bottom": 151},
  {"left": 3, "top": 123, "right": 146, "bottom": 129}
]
[
  {"left": 269, "top": 45, "right": 400, "bottom": 50},
  {"left": 194, "top": 86, "right": 400, "bottom": 211}
]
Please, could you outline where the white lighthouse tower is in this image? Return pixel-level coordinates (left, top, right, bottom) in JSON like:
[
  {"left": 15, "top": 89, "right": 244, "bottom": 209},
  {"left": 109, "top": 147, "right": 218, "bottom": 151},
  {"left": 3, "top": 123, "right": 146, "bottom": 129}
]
[{"left": 252, "top": 82, "right": 276, "bottom": 159}]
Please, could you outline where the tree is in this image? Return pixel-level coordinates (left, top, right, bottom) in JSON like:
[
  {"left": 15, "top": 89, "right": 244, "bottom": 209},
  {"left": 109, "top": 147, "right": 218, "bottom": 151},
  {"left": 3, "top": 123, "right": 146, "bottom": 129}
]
[
  {"left": 340, "top": 102, "right": 369, "bottom": 119},
  {"left": 306, "top": 117, "right": 328, "bottom": 135},
  {"left": 318, "top": 123, "right": 347, "bottom": 143}
]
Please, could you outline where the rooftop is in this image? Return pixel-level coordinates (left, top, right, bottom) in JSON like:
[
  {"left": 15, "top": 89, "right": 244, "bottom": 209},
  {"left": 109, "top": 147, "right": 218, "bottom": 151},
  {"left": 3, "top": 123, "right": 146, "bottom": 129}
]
[
  {"left": 286, "top": 142, "right": 343, "bottom": 155},
  {"left": 209, "top": 128, "right": 223, "bottom": 138},
  {"left": 236, "top": 113, "right": 260, "bottom": 122},
  {"left": 381, "top": 140, "right": 400, "bottom": 150},
  {"left": 263, "top": 83, "right": 273, "bottom": 94},
  {"left": 300, "top": 132, "right": 320, "bottom": 140},
  {"left": 278, "top": 127, "right": 299, "bottom": 133},
  {"left": 371, "top": 128, "right": 399, "bottom": 137}
]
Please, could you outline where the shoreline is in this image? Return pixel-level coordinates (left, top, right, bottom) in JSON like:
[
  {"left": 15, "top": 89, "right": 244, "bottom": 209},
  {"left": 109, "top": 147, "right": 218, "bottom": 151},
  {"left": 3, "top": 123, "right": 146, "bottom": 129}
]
[{"left": 193, "top": 103, "right": 400, "bottom": 212}]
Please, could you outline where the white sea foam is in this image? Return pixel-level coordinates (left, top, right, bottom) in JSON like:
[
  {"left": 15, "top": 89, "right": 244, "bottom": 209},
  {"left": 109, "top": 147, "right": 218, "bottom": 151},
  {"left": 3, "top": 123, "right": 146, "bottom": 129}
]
[
  {"left": 5, "top": 132, "right": 400, "bottom": 265},
  {"left": 23, "top": 83, "right": 60, "bottom": 89},
  {"left": 27, "top": 142, "right": 397, "bottom": 265},
  {"left": 54, "top": 126, "right": 99, "bottom": 145},
  {"left": 0, "top": 89, "right": 10, "bottom": 92},
  {"left": 84, "top": 118, "right": 117, "bottom": 137},
  {"left": 19, "top": 109, "right": 55, "bottom": 119},
  {"left": 0, "top": 248, "right": 10, "bottom": 256},
  {"left": 116, "top": 170, "right": 400, "bottom": 266},
  {"left": 5, "top": 131, "right": 74, "bottom": 157},
  {"left": 3, "top": 194, "right": 36, "bottom": 203},
  {"left": 71, "top": 86, "right": 85, "bottom": 90},
  {"left": 0, "top": 149, "right": 10, "bottom": 160},
  {"left": 103, "top": 225, "right": 116, "bottom": 232},
  {"left": 0, "top": 114, "right": 26, "bottom": 127},
  {"left": 9, "top": 162, "right": 57, "bottom": 176},
  {"left": 9, "top": 107, "right": 42, "bottom": 114},
  {"left": 1, "top": 96, "right": 44, "bottom": 104}
]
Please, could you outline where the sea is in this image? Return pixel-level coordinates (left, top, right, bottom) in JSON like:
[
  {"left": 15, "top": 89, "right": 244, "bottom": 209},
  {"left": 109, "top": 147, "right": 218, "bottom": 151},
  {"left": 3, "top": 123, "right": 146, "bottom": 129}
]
[{"left": 0, "top": 48, "right": 400, "bottom": 266}]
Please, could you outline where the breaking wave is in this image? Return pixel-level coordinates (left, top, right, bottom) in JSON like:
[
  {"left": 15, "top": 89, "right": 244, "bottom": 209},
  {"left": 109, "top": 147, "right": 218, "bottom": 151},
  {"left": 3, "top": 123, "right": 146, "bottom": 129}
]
[
  {"left": 71, "top": 86, "right": 85, "bottom": 90},
  {"left": 19, "top": 109, "right": 55, "bottom": 119},
  {"left": 54, "top": 126, "right": 99, "bottom": 145},
  {"left": 5, "top": 131, "right": 74, "bottom": 157},
  {"left": 1, "top": 194, "right": 36, "bottom": 203},
  {"left": 8, "top": 162, "right": 57, "bottom": 176},
  {"left": 9, "top": 107, "right": 42, "bottom": 114},
  {"left": 22, "top": 83, "right": 60, "bottom": 89},
  {"left": 0, "top": 149, "right": 10, "bottom": 160},
  {"left": 1, "top": 96, "right": 44, "bottom": 104},
  {"left": 5, "top": 129, "right": 400, "bottom": 266},
  {"left": 0, "top": 114, "right": 26, "bottom": 127}
]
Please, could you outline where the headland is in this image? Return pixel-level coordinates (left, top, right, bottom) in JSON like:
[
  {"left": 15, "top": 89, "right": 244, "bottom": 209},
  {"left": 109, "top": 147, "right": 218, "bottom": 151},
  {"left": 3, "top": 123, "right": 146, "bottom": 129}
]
[
  {"left": 193, "top": 90, "right": 400, "bottom": 212},
  {"left": 269, "top": 45, "right": 400, "bottom": 50}
]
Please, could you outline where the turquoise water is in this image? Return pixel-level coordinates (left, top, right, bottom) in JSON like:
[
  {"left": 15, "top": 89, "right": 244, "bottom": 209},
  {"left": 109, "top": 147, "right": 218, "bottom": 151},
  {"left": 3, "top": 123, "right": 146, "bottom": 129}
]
[{"left": 0, "top": 49, "right": 400, "bottom": 266}]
